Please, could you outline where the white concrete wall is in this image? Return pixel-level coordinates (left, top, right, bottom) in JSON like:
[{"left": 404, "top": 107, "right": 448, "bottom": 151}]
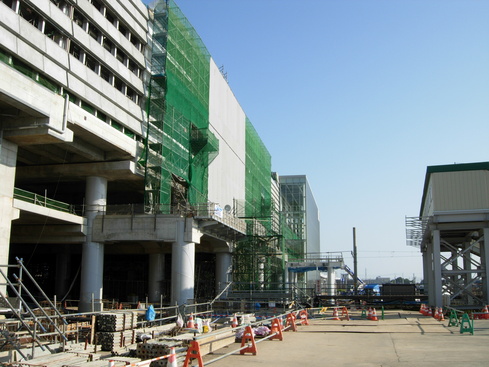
[
  {"left": 207, "top": 59, "right": 246, "bottom": 210},
  {"left": 0, "top": 0, "right": 146, "bottom": 136},
  {"left": 305, "top": 179, "right": 320, "bottom": 254},
  {"left": 430, "top": 170, "right": 489, "bottom": 212},
  {"left": 0, "top": 139, "right": 19, "bottom": 273}
]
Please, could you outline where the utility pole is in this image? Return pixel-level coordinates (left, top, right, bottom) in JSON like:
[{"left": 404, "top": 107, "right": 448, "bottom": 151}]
[{"left": 353, "top": 227, "right": 358, "bottom": 295}]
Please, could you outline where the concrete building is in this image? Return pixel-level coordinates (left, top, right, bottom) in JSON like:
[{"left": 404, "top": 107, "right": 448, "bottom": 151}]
[
  {"left": 407, "top": 162, "right": 489, "bottom": 308},
  {"left": 280, "top": 175, "right": 324, "bottom": 289},
  {"left": 0, "top": 0, "right": 314, "bottom": 311}
]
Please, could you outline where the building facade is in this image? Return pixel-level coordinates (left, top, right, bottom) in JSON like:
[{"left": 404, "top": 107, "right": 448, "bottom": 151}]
[
  {"left": 280, "top": 175, "right": 321, "bottom": 287},
  {"left": 0, "top": 0, "right": 319, "bottom": 310}
]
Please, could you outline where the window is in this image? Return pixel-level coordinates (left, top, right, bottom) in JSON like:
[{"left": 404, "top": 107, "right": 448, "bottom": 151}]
[
  {"left": 116, "top": 49, "right": 126, "bottom": 64},
  {"left": 19, "top": 3, "right": 40, "bottom": 28},
  {"left": 73, "top": 9, "right": 85, "bottom": 29},
  {"left": 128, "top": 59, "right": 140, "bottom": 77},
  {"left": 85, "top": 54, "right": 98, "bottom": 73},
  {"left": 100, "top": 65, "right": 111, "bottom": 83},
  {"left": 69, "top": 42, "right": 82, "bottom": 60},
  {"left": 88, "top": 23, "right": 101, "bottom": 42},
  {"left": 119, "top": 23, "right": 129, "bottom": 39},
  {"left": 102, "top": 37, "right": 114, "bottom": 54},
  {"left": 114, "top": 76, "right": 124, "bottom": 93}
]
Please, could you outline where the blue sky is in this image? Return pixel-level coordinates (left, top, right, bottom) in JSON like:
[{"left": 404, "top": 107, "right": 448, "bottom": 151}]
[{"left": 147, "top": 0, "right": 489, "bottom": 281}]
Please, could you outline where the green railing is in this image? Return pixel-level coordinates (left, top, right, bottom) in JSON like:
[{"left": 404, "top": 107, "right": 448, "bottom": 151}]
[{"left": 13, "top": 188, "right": 75, "bottom": 214}]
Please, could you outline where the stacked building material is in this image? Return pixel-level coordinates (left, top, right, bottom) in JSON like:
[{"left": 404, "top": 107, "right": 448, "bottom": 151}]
[
  {"left": 96, "top": 312, "right": 138, "bottom": 351},
  {"left": 96, "top": 330, "right": 135, "bottom": 351},
  {"left": 96, "top": 312, "right": 138, "bottom": 332},
  {"left": 136, "top": 339, "right": 185, "bottom": 367}
]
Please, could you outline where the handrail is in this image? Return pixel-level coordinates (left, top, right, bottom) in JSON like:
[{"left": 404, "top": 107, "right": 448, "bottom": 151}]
[{"left": 13, "top": 187, "right": 76, "bottom": 214}]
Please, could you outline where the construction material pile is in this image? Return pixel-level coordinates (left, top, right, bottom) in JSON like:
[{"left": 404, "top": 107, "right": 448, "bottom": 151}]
[
  {"left": 136, "top": 339, "right": 186, "bottom": 366},
  {"left": 96, "top": 311, "right": 139, "bottom": 351}
]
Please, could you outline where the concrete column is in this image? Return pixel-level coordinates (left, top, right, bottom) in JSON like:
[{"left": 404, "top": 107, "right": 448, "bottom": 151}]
[
  {"left": 425, "top": 241, "right": 435, "bottom": 305},
  {"left": 148, "top": 253, "right": 165, "bottom": 303},
  {"left": 482, "top": 229, "right": 489, "bottom": 305},
  {"left": 171, "top": 220, "right": 195, "bottom": 305},
  {"left": 327, "top": 266, "right": 335, "bottom": 296},
  {"left": 55, "top": 251, "right": 71, "bottom": 300},
  {"left": 422, "top": 247, "right": 430, "bottom": 296},
  {"left": 0, "top": 139, "right": 19, "bottom": 296},
  {"left": 79, "top": 176, "right": 107, "bottom": 312},
  {"left": 215, "top": 251, "right": 232, "bottom": 294},
  {"left": 432, "top": 230, "right": 443, "bottom": 307}
]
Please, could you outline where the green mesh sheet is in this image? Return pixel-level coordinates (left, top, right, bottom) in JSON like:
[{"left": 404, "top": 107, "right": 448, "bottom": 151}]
[{"left": 143, "top": 0, "right": 218, "bottom": 209}]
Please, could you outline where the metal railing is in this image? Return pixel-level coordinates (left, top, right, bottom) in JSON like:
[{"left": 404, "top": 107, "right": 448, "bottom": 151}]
[{"left": 13, "top": 188, "right": 77, "bottom": 214}]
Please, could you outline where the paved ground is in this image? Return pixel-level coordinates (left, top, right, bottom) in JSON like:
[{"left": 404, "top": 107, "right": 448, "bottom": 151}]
[{"left": 198, "top": 309, "right": 489, "bottom": 367}]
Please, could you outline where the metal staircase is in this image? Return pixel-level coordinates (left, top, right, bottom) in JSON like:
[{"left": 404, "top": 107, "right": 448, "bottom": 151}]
[{"left": 0, "top": 258, "right": 68, "bottom": 360}]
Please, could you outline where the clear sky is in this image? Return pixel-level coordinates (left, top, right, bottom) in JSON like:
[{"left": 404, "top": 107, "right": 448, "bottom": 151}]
[{"left": 147, "top": 0, "right": 489, "bottom": 282}]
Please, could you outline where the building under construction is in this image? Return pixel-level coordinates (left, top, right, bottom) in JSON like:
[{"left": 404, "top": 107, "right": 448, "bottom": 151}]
[{"left": 0, "top": 0, "right": 321, "bottom": 311}]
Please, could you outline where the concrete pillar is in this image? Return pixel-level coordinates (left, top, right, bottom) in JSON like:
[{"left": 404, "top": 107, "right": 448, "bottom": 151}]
[
  {"left": 482, "top": 229, "right": 489, "bottom": 305},
  {"left": 327, "top": 266, "right": 335, "bottom": 296},
  {"left": 215, "top": 251, "right": 232, "bottom": 294},
  {"left": 0, "top": 139, "right": 19, "bottom": 296},
  {"left": 55, "top": 251, "right": 71, "bottom": 300},
  {"left": 432, "top": 230, "right": 443, "bottom": 307},
  {"left": 79, "top": 176, "right": 107, "bottom": 312},
  {"left": 171, "top": 219, "right": 195, "bottom": 305},
  {"left": 422, "top": 247, "right": 430, "bottom": 296},
  {"left": 148, "top": 253, "right": 165, "bottom": 303},
  {"left": 425, "top": 241, "right": 435, "bottom": 305}
]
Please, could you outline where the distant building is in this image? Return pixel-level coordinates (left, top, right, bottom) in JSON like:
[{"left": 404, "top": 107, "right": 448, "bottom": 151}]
[{"left": 280, "top": 175, "right": 320, "bottom": 287}]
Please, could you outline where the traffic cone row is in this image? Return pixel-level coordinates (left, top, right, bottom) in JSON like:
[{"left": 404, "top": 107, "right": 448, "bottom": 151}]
[
  {"left": 420, "top": 303, "right": 429, "bottom": 316},
  {"left": 366, "top": 307, "right": 378, "bottom": 321},
  {"left": 434, "top": 307, "right": 445, "bottom": 321}
]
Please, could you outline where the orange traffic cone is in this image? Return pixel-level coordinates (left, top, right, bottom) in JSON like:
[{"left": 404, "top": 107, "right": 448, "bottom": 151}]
[
  {"left": 482, "top": 305, "right": 489, "bottom": 320},
  {"left": 427, "top": 307, "right": 432, "bottom": 317},
  {"left": 367, "top": 307, "right": 373, "bottom": 320},
  {"left": 300, "top": 310, "right": 309, "bottom": 325},
  {"left": 438, "top": 308, "right": 445, "bottom": 321},
  {"left": 232, "top": 314, "right": 238, "bottom": 328},
  {"left": 168, "top": 347, "right": 177, "bottom": 367},
  {"left": 186, "top": 313, "right": 195, "bottom": 329},
  {"left": 419, "top": 303, "right": 424, "bottom": 314},
  {"left": 371, "top": 308, "right": 378, "bottom": 321},
  {"left": 331, "top": 308, "right": 340, "bottom": 321},
  {"left": 341, "top": 306, "right": 350, "bottom": 321}
]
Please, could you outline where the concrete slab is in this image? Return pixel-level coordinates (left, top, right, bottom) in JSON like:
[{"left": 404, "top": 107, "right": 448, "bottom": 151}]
[{"left": 200, "top": 311, "right": 489, "bottom": 367}]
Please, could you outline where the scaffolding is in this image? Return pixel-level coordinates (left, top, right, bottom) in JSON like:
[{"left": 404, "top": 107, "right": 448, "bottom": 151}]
[
  {"left": 143, "top": 1, "right": 302, "bottom": 293},
  {"left": 143, "top": 0, "right": 218, "bottom": 211}
]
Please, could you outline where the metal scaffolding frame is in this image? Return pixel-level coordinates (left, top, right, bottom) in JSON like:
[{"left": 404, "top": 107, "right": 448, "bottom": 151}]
[{"left": 406, "top": 211, "right": 489, "bottom": 308}]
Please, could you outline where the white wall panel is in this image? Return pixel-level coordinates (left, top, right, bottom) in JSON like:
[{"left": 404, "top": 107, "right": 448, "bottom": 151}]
[
  {"left": 208, "top": 59, "right": 246, "bottom": 209},
  {"left": 432, "top": 170, "right": 489, "bottom": 211}
]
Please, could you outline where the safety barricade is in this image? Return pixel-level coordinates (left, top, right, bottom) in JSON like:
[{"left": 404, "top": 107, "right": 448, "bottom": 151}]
[{"left": 183, "top": 311, "right": 306, "bottom": 366}]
